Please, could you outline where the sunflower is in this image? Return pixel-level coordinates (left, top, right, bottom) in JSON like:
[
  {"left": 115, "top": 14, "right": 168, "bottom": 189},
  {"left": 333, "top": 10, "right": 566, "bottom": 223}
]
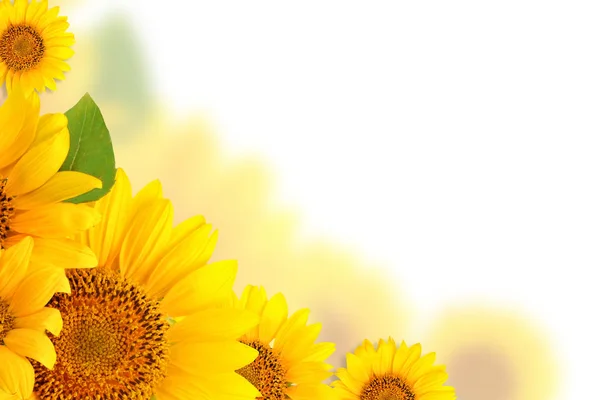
[
  {"left": 0, "top": 0, "right": 74, "bottom": 94},
  {"left": 332, "top": 338, "right": 456, "bottom": 400},
  {"left": 0, "top": 236, "right": 70, "bottom": 400},
  {"left": 233, "top": 285, "right": 336, "bottom": 400},
  {"left": 31, "top": 168, "right": 261, "bottom": 400},
  {"left": 0, "top": 87, "right": 100, "bottom": 270}
]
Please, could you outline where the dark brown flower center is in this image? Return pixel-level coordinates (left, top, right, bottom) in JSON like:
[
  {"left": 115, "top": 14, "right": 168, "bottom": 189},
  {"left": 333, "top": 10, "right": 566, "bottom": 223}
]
[
  {"left": 0, "top": 25, "right": 45, "bottom": 71},
  {"left": 361, "top": 375, "right": 416, "bottom": 400},
  {"left": 33, "top": 268, "right": 170, "bottom": 399},
  {"left": 0, "top": 299, "right": 14, "bottom": 344},
  {"left": 0, "top": 178, "right": 15, "bottom": 250},
  {"left": 237, "top": 339, "right": 287, "bottom": 400}
]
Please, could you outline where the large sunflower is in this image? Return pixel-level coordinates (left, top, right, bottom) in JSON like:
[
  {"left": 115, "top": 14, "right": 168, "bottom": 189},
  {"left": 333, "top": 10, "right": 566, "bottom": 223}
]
[
  {"left": 0, "top": 87, "right": 100, "bottom": 269},
  {"left": 32, "top": 168, "right": 261, "bottom": 400},
  {"left": 332, "top": 338, "right": 456, "bottom": 400},
  {"left": 234, "top": 285, "right": 336, "bottom": 400},
  {"left": 0, "top": 236, "right": 70, "bottom": 400},
  {"left": 0, "top": 0, "right": 74, "bottom": 94}
]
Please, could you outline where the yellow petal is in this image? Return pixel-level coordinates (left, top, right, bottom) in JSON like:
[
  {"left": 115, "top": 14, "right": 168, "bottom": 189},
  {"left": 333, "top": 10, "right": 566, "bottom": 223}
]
[
  {"left": 14, "top": 307, "right": 62, "bottom": 336},
  {"left": 29, "top": 237, "right": 98, "bottom": 269},
  {"left": 303, "top": 342, "right": 336, "bottom": 363},
  {"left": 5, "top": 127, "right": 69, "bottom": 196},
  {"left": 0, "top": 91, "right": 38, "bottom": 170},
  {"left": 10, "top": 203, "right": 100, "bottom": 237},
  {"left": 240, "top": 285, "right": 268, "bottom": 317},
  {"left": 414, "top": 370, "right": 450, "bottom": 392},
  {"left": 0, "top": 346, "right": 33, "bottom": 400},
  {"left": 146, "top": 225, "right": 217, "bottom": 298},
  {"left": 203, "top": 372, "right": 263, "bottom": 399},
  {"left": 127, "top": 178, "right": 163, "bottom": 225},
  {"left": 120, "top": 199, "right": 172, "bottom": 284},
  {"left": 406, "top": 351, "right": 437, "bottom": 384},
  {"left": 87, "top": 168, "right": 131, "bottom": 268},
  {"left": 11, "top": 0, "right": 26, "bottom": 23},
  {"left": 32, "top": 113, "right": 67, "bottom": 147},
  {"left": 398, "top": 343, "right": 422, "bottom": 375},
  {"left": 273, "top": 308, "right": 310, "bottom": 350},
  {"left": 286, "top": 362, "right": 332, "bottom": 384},
  {"left": 168, "top": 308, "right": 258, "bottom": 343},
  {"left": 277, "top": 323, "right": 322, "bottom": 364},
  {"left": 345, "top": 353, "right": 370, "bottom": 385},
  {"left": 0, "top": 236, "right": 33, "bottom": 300},
  {"left": 392, "top": 341, "right": 410, "bottom": 374},
  {"left": 417, "top": 386, "right": 456, "bottom": 400},
  {"left": 287, "top": 383, "right": 334, "bottom": 400},
  {"left": 154, "top": 373, "right": 213, "bottom": 400},
  {"left": 374, "top": 337, "right": 396, "bottom": 376},
  {"left": 331, "top": 384, "right": 358, "bottom": 400},
  {"left": 3, "top": 328, "right": 56, "bottom": 369},
  {"left": 12, "top": 171, "right": 102, "bottom": 209},
  {"left": 355, "top": 339, "right": 376, "bottom": 358},
  {"left": 161, "top": 260, "right": 237, "bottom": 317},
  {"left": 25, "top": 0, "right": 44, "bottom": 24},
  {"left": 9, "top": 266, "right": 66, "bottom": 317},
  {"left": 45, "top": 46, "right": 74, "bottom": 60},
  {"left": 258, "top": 292, "right": 288, "bottom": 344},
  {"left": 334, "top": 369, "right": 363, "bottom": 396},
  {"left": 0, "top": 95, "right": 26, "bottom": 166},
  {"left": 44, "top": 34, "right": 75, "bottom": 47},
  {"left": 36, "top": 4, "right": 59, "bottom": 30},
  {"left": 170, "top": 341, "right": 258, "bottom": 376},
  {"left": 169, "top": 215, "right": 206, "bottom": 247}
]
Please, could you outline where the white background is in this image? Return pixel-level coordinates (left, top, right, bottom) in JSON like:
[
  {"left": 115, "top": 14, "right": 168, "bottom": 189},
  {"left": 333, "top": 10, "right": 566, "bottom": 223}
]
[{"left": 67, "top": 1, "right": 600, "bottom": 398}]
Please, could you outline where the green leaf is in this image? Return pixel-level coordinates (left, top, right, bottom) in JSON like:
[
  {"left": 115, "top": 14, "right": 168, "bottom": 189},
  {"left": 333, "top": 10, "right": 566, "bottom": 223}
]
[{"left": 59, "top": 93, "right": 116, "bottom": 203}]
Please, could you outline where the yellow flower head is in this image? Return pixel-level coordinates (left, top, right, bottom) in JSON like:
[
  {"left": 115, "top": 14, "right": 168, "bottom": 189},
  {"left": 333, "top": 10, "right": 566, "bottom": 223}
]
[
  {"left": 0, "top": 0, "right": 74, "bottom": 94},
  {"left": 32, "top": 168, "right": 261, "bottom": 400},
  {"left": 234, "top": 285, "right": 336, "bottom": 400},
  {"left": 0, "top": 88, "right": 100, "bottom": 269},
  {"left": 333, "top": 338, "right": 456, "bottom": 400},
  {"left": 0, "top": 236, "right": 69, "bottom": 400}
]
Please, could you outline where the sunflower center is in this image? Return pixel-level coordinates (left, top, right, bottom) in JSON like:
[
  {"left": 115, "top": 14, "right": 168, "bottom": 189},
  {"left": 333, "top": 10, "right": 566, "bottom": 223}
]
[
  {"left": 237, "top": 340, "right": 287, "bottom": 400},
  {"left": 33, "top": 268, "right": 170, "bottom": 400},
  {"left": 360, "top": 375, "right": 416, "bottom": 400},
  {"left": 0, "top": 25, "right": 45, "bottom": 71},
  {"left": 0, "top": 300, "right": 15, "bottom": 344},
  {"left": 0, "top": 179, "right": 15, "bottom": 250}
]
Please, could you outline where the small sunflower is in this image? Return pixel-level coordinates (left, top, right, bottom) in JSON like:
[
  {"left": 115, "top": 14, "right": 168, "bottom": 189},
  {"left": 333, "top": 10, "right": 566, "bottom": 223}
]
[
  {"left": 0, "top": 88, "right": 100, "bottom": 269},
  {"left": 234, "top": 285, "right": 336, "bottom": 400},
  {"left": 0, "top": 236, "right": 69, "bottom": 399},
  {"left": 333, "top": 338, "right": 456, "bottom": 400},
  {"left": 0, "top": 0, "right": 74, "bottom": 94},
  {"left": 32, "top": 168, "right": 261, "bottom": 400}
]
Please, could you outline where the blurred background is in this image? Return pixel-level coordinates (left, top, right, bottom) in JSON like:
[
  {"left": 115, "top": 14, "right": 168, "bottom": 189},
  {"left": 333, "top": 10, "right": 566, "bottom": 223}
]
[{"left": 30, "top": 1, "right": 600, "bottom": 398}]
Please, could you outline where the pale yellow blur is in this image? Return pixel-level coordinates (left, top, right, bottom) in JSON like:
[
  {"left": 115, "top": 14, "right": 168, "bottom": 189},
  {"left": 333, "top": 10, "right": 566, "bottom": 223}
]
[{"left": 425, "top": 305, "right": 559, "bottom": 400}]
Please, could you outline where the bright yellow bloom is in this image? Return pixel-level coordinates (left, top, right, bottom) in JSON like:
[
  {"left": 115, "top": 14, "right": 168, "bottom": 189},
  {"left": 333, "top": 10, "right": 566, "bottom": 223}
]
[
  {"left": 0, "top": 236, "right": 69, "bottom": 400},
  {"left": 0, "top": 0, "right": 74, "bottom": 94},
  {"left": 32, "top": 168, "right": 261, "bottom": 400},
  {"left": 0, "top": 88, "right": 100, "bottom": 269},
  {"left": 234, "top": 285, "right": 336, "bottom": 400},
  {"left": 333, "top": 338, "right": 456, "bottom": 400}
]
